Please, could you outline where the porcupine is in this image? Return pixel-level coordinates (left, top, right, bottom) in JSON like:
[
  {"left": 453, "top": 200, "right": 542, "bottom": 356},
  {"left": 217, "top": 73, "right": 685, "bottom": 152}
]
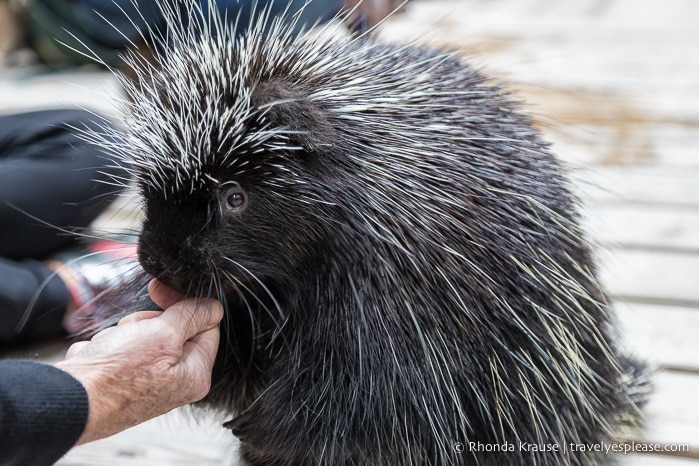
[{"left": 84, "top": 2, "right": 648, "bottom": 465}]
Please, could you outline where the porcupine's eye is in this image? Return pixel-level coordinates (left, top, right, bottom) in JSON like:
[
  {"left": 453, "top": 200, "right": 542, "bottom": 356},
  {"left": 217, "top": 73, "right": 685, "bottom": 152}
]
[{"left": 219, "top": 182, "right": 248, "bottom": 216}]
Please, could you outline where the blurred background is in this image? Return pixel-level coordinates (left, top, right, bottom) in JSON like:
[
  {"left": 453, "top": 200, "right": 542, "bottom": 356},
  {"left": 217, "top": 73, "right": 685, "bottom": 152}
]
[{"left": 1, "top": 0, "right": 698, "bottom": 465}]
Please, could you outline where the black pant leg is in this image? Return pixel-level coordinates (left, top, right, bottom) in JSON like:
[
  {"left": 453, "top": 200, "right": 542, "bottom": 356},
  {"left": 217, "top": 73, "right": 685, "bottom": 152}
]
[
  {"left": 0, "top": 257, "right": 69, "bottom": 344},
  {"left": 0, "top": 108, "right": 128, "bottom": 260}
]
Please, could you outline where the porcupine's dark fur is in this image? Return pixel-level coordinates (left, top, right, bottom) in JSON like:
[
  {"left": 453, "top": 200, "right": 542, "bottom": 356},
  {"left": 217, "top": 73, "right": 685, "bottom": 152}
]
[{"left": 86, "top": 2, "right": 649, "bottom": 465}]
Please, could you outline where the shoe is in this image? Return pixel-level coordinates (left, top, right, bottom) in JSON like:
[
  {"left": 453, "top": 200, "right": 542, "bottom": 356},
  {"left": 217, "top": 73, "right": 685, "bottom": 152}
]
[{"left": 49, "top": 239, "right": 154, "bottom": 335}]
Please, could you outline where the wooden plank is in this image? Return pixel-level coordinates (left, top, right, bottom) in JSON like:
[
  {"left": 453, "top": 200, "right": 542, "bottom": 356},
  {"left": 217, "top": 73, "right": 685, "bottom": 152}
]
[
  {"left": 382, "top": 0, "right": 699, "bottom": 35},
  {"left": 544, "top": 126, "right": 699, "bottom": 169},
  {"left": 58, "top": 408, "right": 240, "bottom": 466},
  {"left": 616, "top": 303, "right": 699, "bottom": 370},
  {"left": 598, "top": 249, "right": 699, "bottom": 306},
  {"left": 572, "top": 167, "right": 699, "bottom": 207},
  {"left": 583, "top": 205, "right": 699, "bottom": 253},
  {"left": 631, "top": 371, "right": 699, "bottom": 454},
  {"left": 380, "top": 1, "right": 699, "bottom": 60},
  {"left": 603, "top": 0, "right": 699, "bottom": 31},
  {"left": 619, "top": 455, "right": 699, "bottom": 466},
  {"left": 532, "top": 105, "right": 699, "bottom": 169}
]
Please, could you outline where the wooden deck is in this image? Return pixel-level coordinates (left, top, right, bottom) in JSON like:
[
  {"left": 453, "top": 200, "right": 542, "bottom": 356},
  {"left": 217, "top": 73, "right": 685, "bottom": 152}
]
[{"left": 1, "top": 0, "right": 698, "bottom": 464}]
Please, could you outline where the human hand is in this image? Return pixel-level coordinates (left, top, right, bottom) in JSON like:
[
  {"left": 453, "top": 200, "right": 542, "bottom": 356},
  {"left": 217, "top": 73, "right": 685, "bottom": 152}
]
[{"left": 55, "top": 280, "right": 223, "bottom": 444}]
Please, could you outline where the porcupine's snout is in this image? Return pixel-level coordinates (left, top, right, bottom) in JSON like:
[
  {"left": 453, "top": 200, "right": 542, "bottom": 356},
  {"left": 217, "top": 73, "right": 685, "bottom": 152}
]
[
  {"left": 137, "top": 196, "right": 217, "bottom": 295},
  {"left": 138, "top": 231, "right": 207, "bottom": 293}
]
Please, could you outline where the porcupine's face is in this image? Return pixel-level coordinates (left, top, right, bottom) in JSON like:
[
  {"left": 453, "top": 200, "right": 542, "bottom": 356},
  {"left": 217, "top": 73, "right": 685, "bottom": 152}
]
[
  {"left": 120, "top": 17, "right": 340, "bottom": 299},
  {"left": 133, "top": 78, "right": 334, "bottom": 298}
]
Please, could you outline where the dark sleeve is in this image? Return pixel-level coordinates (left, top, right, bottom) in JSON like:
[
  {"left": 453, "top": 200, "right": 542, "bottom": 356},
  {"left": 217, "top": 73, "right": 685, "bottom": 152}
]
[{"left": 0, "top": 360, "right": 88, "bottom": 466}]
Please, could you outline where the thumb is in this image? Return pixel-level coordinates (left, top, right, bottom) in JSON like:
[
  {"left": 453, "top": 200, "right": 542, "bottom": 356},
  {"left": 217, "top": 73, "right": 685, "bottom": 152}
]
[
  {"left": 159, "top": 298, "right": 224, "bottom": 344},
  {"left": 148, "top": 279, "right": 186, "bottom": 310}
]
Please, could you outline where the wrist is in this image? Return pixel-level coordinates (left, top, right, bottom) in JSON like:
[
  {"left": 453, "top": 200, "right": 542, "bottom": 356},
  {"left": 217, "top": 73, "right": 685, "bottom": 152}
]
[{"left": 55, "top": 360, "right": 126, "bottom": 444}]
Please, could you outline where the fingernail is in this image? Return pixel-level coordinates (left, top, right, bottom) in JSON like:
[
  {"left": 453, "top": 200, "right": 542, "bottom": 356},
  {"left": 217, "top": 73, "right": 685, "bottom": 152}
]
[{"left": 208, "top": 300, "right": 224, "bottom": 325}]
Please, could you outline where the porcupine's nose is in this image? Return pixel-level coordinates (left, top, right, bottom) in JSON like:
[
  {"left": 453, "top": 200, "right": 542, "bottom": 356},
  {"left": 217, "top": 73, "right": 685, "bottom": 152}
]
[
  {"left": 138, "top": 229, "right": 209, "bottom": 293},
  {"left": 158, "top": 274, "right": 190, "bottom": 293},
  {"left": 137, "top": 243, "right": 177, "bottom": 287}
]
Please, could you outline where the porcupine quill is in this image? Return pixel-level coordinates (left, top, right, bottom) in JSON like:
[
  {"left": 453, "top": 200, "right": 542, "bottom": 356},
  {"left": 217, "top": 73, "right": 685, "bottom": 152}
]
[{"left": 76, "top": 1, "right": 650, "bottom": 464}]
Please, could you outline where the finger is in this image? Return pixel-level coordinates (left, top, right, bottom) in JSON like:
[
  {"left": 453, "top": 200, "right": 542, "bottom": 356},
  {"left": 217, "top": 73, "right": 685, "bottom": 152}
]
[
  {"left": 159, "top": 298, "right": 224, "bottom": 344},
  {"left": 183, "top": 325, "right": 220, "bottom": 368},
  {"left": 183, "top": 325, "right": 220, "bottom": 371},
  {"left": 65, "top": 341, "right": 90, "bottom": 359},
  {"left": 118, "top": 310, "right": 163, "bottom": 325},
  {"left": 89, "top": 325, "right": 118, "bottom": 342},
  {"left": 148, "top": 279, "right": 186, "bottom": 310},
  {"left": 181, "top": 325, "right": 220, "bottom": 401}
]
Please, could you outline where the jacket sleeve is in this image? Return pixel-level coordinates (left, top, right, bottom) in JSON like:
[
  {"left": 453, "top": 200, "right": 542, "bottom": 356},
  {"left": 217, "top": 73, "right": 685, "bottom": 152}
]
[{"left": 0, "top": 360, "right": 88, "bottom": 466}]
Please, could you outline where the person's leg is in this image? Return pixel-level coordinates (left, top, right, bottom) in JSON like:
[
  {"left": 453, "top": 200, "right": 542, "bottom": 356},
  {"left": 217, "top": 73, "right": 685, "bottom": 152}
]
[
  {"left": 0, "top": 108, "right": 127, "bottom": 260},
  {"left": 0, "top": 109, "right": 129, "bottom": 344},
  {"left": 210, "top": 0, "right": 344, "bottom": 36},
  {"left": 0, "top": 257, "right": 69, "bottom": 344},
  {"left": 0, "top": 240, "right": 147, "bottom": 345}
]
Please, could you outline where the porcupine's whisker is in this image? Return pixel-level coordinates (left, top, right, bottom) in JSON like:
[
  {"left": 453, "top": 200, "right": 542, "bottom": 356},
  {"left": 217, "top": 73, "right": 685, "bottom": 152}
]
[
  {"left": 68, "top": 123, "right": 138, "bottom": 188},
  {"left": 224, "top": 263, "right": 290, "bottom": 355},
  {"left": 218, "top": 262, "right": 288, "bottom": 351},
  {"left": 20, "top": 247, "right": 143, "bottom": 333},
  {"left": 8, "top": 186, "right": 143, "bottom": 331},
  {"left": 69, "top": 265, "right": 151, "bottom": 337},
  {"left": 176, "top": 271, "right": 222, "bottom": 336},
  {"left": 4, "top": 203, "right": 116, "bottom": 244},
  {"left": 219, "top": 269, "right": 258, "bottom": 373},
  {"left": 221, "top": 256, "right": 285, "bottom": 324}
]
